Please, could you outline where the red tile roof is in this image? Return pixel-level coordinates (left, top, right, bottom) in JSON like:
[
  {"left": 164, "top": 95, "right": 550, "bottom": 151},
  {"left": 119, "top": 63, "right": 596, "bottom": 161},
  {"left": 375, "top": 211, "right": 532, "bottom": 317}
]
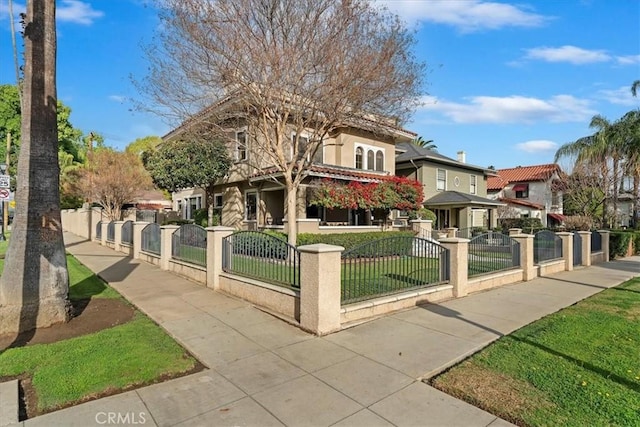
[
  {"left": 487, "top": 164, "right": 561, "bottom": 191},
  {"left": 250, "top": 164, "right": 390, "bottom": 182},
  {"left": 499, "top": 197, "right": 545, "bottom": 210}
]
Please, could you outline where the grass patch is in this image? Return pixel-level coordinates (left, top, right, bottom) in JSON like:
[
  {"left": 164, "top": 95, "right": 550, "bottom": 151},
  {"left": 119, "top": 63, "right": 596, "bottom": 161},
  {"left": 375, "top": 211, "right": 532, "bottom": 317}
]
[
  {"left": 0, "top": 314, "right": 197, "bottom": 412},
  {"left": 431, "top": 277, "right": 640, "bottom": 427},
  {"left": 173, "top": 245, "right": 206, "bottom": 267}
]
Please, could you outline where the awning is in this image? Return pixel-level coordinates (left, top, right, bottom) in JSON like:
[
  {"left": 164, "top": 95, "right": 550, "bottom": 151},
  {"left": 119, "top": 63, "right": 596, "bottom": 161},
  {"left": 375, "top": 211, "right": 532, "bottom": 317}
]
[
  {"left": 512, "top": 183, "right": 528, "bottom": 192},
  {"left": 548, "top": 213, "right": 566, "bottom": 222}
]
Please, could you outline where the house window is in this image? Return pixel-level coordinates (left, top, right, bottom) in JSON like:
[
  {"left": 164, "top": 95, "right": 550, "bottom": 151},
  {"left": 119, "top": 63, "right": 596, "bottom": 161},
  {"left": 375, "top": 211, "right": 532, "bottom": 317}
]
[
  {"left": 355, "top": 147, "right": 364, "bottom": 169},
  {"left": 376, "top": 151, "right": 384, "bottom": 171},
  {"left": 235, "top": 131, "right": 247, "bottom": 161},
  {"left": 513, "top": 184, "right": 529, "bottom": 199},
  {"left": 245, "top": 191, "right": 257, "bottom": 221},
  {"left": 292, "top": 133, "right": 323, "bottom": 163},
  {"left": 213, "top": 193, "right": 223, "bottom": 217},
  {"left": 470, "top": 175, "right": 477, "bottom": 194},
  {"left": 552, "top": 191, "right": 560, "bottom": 207},
  {"left": 437, "top": 169, "right": 446, "bottom": 191},
  {"left": 184, "top": 196, "right": 202, "bottom": 220},
  {"left": 355, "top": 144, "right": 385, "bottom": 171}
]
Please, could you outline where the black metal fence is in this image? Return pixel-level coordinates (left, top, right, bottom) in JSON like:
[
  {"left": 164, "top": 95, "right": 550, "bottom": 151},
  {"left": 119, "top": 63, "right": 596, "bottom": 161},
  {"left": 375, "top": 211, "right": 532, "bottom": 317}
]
[
  {"left": 121, "top": 220, "right": 133, "bottom": 245},
  {"left": 95, "top": 221, "right": 102, "bottom": 240},
  {"left": 106, "top": 221, "right": 115, "bottom": 242},
  {"left": 141, "top": 223, "right": 161, "bottom": 255},
  {"left": 591, "top": 230, "right": 602, "bottom": 252},
  {"left": 468, "top": 232, "right": 520, "bottom": 277},
  {"left": 222, "top": 231, "right": 300, "bottom": 289},
  {"left": 341, "top": 236, "right": 449, "bottom": 305},
  {"left": 172, "top": 224, "right": 207, "bottom": 266},
  {"left": 534, "top": 230, "right": 562, "bottom": 263}
]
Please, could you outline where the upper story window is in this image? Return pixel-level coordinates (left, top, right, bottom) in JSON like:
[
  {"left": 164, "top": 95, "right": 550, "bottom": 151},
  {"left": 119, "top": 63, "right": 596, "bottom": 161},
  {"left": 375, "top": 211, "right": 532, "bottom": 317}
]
[
  {"left": 235, "top": 130, "right": 247, "bottom": 161},
  {"left": 292, "top": 133, "right": 322, "bottom": 163},
  {"left": 470, "top": 175, "right": 477, "bottom": 194},
  {"left": 355, "top": 144, "right": 385, "bottom": 171},
  {"left": 551, "top": 191, "right": 560, "bottom": 207},
  {"left": 513, "top": 183, "right": 529, "bottom": 199},
  {"left": 437, "top": 169, "right": 446, "bottom": 191}
]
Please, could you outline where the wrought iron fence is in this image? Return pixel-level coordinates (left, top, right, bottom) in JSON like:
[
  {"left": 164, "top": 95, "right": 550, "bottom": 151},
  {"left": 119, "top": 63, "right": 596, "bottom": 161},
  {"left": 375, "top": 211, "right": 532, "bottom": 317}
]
[
  {"left": 222, "top": 231, "right": 300, "bottom": 289},
  {"left": 141, "top": 223, "right": 161, "bottom": 255},
  {"left": 95, "top": 221, "right": 102, "bottom": 240},
  {"left": 106, "top": 221, "right": 115, "bottom": 242},
  {"left": 534, "top": 230, "right": 562, "bottom": 263},
  {"left": 468, "top": 232, "right": 520, "bottom": 277},
  {"left": 172, "top": 224, "right": 207, "bottom": 266},
  {"left": 591, "top": 230, "right": 602, "bottom": 252},
  {"left": 341, "top": 236, "right": 449, "bottom": 305},
  {"left": 456, "top": 227, "right": 494, "bottom": 239},
  {"left": 121, "top": 220, "right": 133, "bottom": 245}
]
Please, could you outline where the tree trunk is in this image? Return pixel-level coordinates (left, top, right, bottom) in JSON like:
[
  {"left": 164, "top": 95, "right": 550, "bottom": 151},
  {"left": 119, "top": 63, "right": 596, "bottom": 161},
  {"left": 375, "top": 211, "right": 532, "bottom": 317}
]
[
  {"left": 633, "top": 172, "right": 640, "bottom": 229},
  {"left": 0, "top": 0, "right": 71, "bottom": 336},
  {"left": 286, "top": 182, "right": 297, "bottom": 246}
]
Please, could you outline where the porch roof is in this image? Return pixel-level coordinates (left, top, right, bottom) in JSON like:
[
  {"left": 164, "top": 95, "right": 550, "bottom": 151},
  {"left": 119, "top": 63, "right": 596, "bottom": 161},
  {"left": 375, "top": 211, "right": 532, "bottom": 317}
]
[
  {"left": 249, "top": 164, "right": 390, "bottom": 183},
  {"left": 424, "top": 191, "right": 505, "bottom": 208},
  {"left": 499, "top": 197, "right": 544, "bottom": 210}
]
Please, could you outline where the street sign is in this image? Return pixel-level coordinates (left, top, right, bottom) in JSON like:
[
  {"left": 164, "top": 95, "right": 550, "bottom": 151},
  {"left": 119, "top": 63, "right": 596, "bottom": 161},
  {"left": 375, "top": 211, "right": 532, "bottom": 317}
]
[
  {"left": 0, "top": 175, "right": 9, "bottom": 189},
  {"left": 0, "top": 189, "right": 10, "bottom": 200}
]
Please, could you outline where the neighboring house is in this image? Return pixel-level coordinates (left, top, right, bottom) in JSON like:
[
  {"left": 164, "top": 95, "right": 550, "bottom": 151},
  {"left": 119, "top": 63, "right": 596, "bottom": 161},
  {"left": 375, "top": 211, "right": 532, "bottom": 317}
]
[
  {"left": 487, "top": 164, "right": 565, "bottom": 227},
  {"left": 133, "top": 190, "right": 172, "bottom": 211},
  {"left": 395, "top": 144, "right": 503, "bottom": 230},
  {"left": 166, "top": 97, "right": 416, "bottom": 229}
]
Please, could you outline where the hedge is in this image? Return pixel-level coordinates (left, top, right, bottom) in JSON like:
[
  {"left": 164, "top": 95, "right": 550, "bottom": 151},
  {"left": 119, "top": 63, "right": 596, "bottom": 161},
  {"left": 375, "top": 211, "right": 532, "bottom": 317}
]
[
  {"left": 296, "top": 231, "right": 416, "bottom": 252},
  {"left": 608, "top": 230, "right": 640, "bottom": 260}
]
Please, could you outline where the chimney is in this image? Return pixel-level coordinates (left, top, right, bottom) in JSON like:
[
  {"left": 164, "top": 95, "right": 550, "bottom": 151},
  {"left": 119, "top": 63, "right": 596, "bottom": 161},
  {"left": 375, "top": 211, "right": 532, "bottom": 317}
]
[{"left": 457, "top": 151, "right": 466, "bottom": 163}]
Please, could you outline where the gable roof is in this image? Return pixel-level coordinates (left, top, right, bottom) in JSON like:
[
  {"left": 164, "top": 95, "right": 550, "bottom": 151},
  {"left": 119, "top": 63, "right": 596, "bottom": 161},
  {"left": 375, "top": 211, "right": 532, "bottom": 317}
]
[
  {"left": 395, "top": 142, "right": 491, "bottom": 173},
  {"left": 424, "top": 191, "right": 504, "bottom": 207},
  {"left": 487, "top": 164, "right": 561, "bottom": 191}
]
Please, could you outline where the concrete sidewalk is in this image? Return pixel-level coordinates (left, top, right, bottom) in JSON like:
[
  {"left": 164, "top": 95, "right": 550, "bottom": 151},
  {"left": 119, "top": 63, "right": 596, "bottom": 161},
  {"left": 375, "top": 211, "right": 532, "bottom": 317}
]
[{"left": 20, "top": 233, "right": 640, "bottom": 427}]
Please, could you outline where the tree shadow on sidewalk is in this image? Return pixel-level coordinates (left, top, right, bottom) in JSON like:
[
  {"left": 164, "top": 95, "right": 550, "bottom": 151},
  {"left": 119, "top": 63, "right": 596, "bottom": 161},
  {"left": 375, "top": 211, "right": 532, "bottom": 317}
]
[
  {"left": 97, "top": 256, "right": 140, "bottom": 283},
  {"left": 419, "top": 303, "right": 504, "bottom": 338}
]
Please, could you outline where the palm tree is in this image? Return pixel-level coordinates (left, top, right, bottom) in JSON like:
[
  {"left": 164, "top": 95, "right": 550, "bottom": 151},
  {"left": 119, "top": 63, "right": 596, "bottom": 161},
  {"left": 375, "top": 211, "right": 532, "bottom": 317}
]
[
  {"left": 412, "top": 136, "right": 437, "bottom": 150},
  {"left": 0, "top": 0, "right": 70, "bottom": 336},
  {"left": 619, "top": 110, "right": 640, "bottom": 227},
  {"left": 632, "top": 80, "right": 640, "bottom": 97}
]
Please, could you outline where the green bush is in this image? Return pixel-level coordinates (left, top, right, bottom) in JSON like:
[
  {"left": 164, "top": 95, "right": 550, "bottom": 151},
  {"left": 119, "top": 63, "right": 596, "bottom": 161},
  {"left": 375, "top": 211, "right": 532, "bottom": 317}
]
[
  {"left": 193, "top": 208, "right": 208, "bottom": 227},
  {"left": 162, "top": 218, "right": 193, "bottom": 226},
  {"left": 609, "top": 231, "right": 632, "bottom": 260},
  {"left": 499, "top": 217, "right": 544, "bottom": 233},
  {"left": 296, "top": 231, "right": 415, "bottom": 252}
]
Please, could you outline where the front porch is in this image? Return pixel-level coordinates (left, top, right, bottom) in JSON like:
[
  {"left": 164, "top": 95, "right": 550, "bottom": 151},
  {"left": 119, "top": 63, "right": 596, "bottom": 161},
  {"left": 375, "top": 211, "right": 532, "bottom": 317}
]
[{"left": 423, "top": 191, "right": 504, "bottom": 231}]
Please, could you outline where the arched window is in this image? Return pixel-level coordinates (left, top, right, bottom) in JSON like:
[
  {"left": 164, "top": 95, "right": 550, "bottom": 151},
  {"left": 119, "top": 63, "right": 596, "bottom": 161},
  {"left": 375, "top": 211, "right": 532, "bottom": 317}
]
[
  {"left": 375, "top": 151, "right": 384, "bottom": 171},
  {"left": 355, "top": 147, "right": 363, "bottom": 169},
  {"left": 367, "top": 150, "right": 375, "bottom": 170}
]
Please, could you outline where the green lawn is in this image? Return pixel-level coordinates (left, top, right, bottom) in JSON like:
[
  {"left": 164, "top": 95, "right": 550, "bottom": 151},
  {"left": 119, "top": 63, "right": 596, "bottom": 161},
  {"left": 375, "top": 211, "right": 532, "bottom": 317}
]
[
  {"left": 0, "top": 243, "right": 200, "bottom": 415},
  {"left": 173, "top": 245, "right": 206, "bottom": 266},
  {"left": 226, "top": 254, "right": 299, "bottom": 288},
  {"left": 431, "top": 277, "right": 640, "bottom": 427}
]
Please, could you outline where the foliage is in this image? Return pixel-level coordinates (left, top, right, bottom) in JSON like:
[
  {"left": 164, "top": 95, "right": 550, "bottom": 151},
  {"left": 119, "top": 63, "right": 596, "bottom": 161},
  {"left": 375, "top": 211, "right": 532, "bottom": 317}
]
[
  {"left": 432, "top": 278, "right": 640, "bottom": 427},
  {"left": 498, "top": 217, "right": 543, "bottom": 232},
  {"left": 125, "top": 135, "right": 162, "bottom": 160},
  {"left": 145, "top": 138, "right": 231, "bottom": 225},
  {"left": 608, "top": 230, "right": 640, "bottom": 259},
  {"left": 416, "top": 207, "right": 436, "bottom": 222},
  {"left": 297, "top": 231, "right": 415, "bottom": 251},
  {"left": 76, "top": 150, "right": 153, "bottom": 221},
  {"left": 193, "top": 208, "right": 209, "bottom": 227},
  {"left": 310, "top": 176, "right": 424, "bottom": 211},
  {"left": 563, "top": 215, "right": 594, "bottom": 231},
  {"left": 496, "top": 204, "right": 520, "bottom": 220},
  {"left": 411, "top": 136, "right": 437, "bottom": 150}
]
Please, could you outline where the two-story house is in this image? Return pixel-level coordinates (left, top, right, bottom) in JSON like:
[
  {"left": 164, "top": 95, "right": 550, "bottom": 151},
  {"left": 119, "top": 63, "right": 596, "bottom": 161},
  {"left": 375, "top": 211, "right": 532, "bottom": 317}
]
[
  {"left": 395, "top": 144, "right": 503, "bottom": 230},
  {"left": 487, "top": 164, "right": 565, "bottom": 227},
  {"left": 166, "top": 95, "right": 416, "bottom": 231}
]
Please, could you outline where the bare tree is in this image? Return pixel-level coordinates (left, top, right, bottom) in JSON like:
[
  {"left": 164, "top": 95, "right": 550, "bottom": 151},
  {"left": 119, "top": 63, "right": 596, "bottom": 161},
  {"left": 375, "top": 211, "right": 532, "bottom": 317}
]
[
  {"left": 0, "top": 0, "right": 71, "bottom": 335},
  {"left": 496, "top": 204, "right": 520, "bottom": 220},
  {"left": 139, "top": 0, "right": 425, "bottom": 245},
  {"left": 76, "top": 150, "right": 153, "bottom": 221}
]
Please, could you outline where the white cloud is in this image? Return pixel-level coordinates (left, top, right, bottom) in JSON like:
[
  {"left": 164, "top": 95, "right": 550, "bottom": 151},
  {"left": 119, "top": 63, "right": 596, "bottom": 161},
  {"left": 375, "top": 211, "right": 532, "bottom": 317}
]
[
  {"left": 419, "top": 94, "right": 595, "bottom": 124},
  {"left": 57, "top": 0, "right": 103, "bottom": 25},
  {"left": 109, "top": 95, "right": 126, "bottom": 103},
  {"left": 516, "top": 140, "right": 558, "bottom": 153},
  {"left": 596, "top": 86, "right": 640, "bottom": 107},
  {"left": 523, "top": 45, "right": 610, "bottom": 64},
  {"left": 616, "top": 54, "right": 640, "bottom": 65},
  {"left": 376, "top": 0, "right": 549, "bottom": 32}
]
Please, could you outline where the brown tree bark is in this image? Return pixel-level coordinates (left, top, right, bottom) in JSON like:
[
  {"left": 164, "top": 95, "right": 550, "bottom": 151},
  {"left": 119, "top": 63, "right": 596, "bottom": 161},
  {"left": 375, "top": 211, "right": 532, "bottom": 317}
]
[{"left": 0, "top": 0, "right": 71, "bottom": 336}]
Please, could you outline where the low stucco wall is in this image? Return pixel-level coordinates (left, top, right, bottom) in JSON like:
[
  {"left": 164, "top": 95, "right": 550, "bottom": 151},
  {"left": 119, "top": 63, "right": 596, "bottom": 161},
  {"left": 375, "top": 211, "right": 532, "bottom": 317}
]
[
  {"left": 105, "top": 241, "right": 115, "bottom": 249},
  {"left": 340, "top": 285, "right": 454, "bottom": 325},
  {"left": 139, "top": 251, "right": 161, "bottom": 266},
  {"left": 219, "top": 274, "right": 299, "bottom": 321},
  {"left": 537, "top": 259, "right": 565, "bottom": 276},
  {"left": 168, "top": 259, "right": 206, "bottom": 284},
  {"left": 118, "top": 243, "right": 133, "bottom": 256},
  {"left": 466, "top": 269, "right": 524, "bottom": 294},
  {"left": 591, "top": 252, "right": 605, "bottom": 264}
]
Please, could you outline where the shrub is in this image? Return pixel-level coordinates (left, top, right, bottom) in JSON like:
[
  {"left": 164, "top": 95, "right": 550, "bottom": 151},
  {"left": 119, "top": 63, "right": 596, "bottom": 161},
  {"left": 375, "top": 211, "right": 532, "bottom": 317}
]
[
  {"left": 193, "top": 208, "right": 208, "bottom": 227},
  {"left": 162, "top": 219, "right": 193, "bottom": 226},
  {"left": 296, "top": 231, "right": 415, "bottom": 252},
  {"left": 609, "top": 231, "right": 632, "bottom": 260},
  {"left": 563, "top": 215, "right": 593, "bottom": 231}
]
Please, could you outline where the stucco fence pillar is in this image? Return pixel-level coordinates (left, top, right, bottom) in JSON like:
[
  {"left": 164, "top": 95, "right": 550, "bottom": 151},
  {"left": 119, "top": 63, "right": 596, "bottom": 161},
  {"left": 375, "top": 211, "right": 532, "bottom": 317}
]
[
  {"left": 206, "top": 226, "right": 235, "bottom": 290},
  {"left": 298, "top": 244, "right": 343, "bottom": 335},
  {"left": 160, "top": 225, "right": 179, "bottom": 271},
  {"left": 446, "top": 227, "right": 458, "bottom": 238},
  {"left": 556, "top": 231, "right": 574, "bottom": 271},
  {"left": 113, "top": 221, "right": 124, "bottom": 252},
  {"left": 439, "top": 237, "right": 469, "bottom": 298},
  {"left": 100, "top": 222, "right": 108, "bottom": 246},
  {"left": 133, "top": 221, "right": 150, "bottom": 260},
  {"left": 598, "top": 230, "right": 610, "bottom": 262},
  {"left": 578, "top": 231, "right": 592, "bottom": 267},
  {"left": 508, "top": 228, "right": 522, "bottom": 236},
  {"left": 511, "top": 234, "right": 535, "bottom": 281}
]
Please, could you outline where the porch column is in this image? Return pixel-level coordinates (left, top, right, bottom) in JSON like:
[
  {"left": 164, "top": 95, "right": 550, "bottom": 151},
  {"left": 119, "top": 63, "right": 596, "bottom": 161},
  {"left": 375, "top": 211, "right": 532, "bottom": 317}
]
[
  {"left": 439, "top": 238, "right": 469, "bottom": 298},
  {"left": 556, "top": 232, "right": 574, "bottom": 271},
  {"left": 578, "top": 231, "right": 592, "bottom": 267}
]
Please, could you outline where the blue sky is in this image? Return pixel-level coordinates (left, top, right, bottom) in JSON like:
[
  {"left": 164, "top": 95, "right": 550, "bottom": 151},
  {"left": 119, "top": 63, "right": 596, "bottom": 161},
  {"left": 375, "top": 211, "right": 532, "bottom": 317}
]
[{"left": 1, "top": 0, "right": 638, "bottom": 169}]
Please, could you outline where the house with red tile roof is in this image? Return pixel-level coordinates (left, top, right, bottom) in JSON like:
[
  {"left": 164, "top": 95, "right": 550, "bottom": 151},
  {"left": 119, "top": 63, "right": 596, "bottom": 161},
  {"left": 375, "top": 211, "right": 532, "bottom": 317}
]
[{"left": 487, "top": 164, "right": 565, "bottom": 227}]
